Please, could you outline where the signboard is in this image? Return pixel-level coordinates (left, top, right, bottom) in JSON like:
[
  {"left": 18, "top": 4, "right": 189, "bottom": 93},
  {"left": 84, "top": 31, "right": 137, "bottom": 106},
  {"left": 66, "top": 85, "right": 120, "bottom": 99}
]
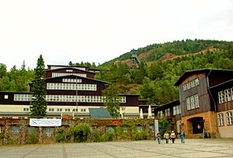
[{"left": 30, "top": 118, "right": 62, "bottom": 127}]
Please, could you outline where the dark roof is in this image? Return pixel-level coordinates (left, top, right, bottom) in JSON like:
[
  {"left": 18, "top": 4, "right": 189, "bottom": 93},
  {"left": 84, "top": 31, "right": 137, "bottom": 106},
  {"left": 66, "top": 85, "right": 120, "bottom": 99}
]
[
  {"left": 154, "top": 100, "right": 180, "bottom": 110},
  {"left": 174, "top": 69, "right": 233, "bottom": 86},
  {"left": 45, "top": 75, "right": 109, "bottom": 84},
  {"left": 47, "top": 64, "right": 88, "bottom": 68},
  {"left": 89, "top": 108, "right": 112, "bottom": 119},
  {"left": 46, "top": 67, "right": 96, "bottom": 74},
  {"left": 209, "top": 78, "right": 233, "bottom": 91}
]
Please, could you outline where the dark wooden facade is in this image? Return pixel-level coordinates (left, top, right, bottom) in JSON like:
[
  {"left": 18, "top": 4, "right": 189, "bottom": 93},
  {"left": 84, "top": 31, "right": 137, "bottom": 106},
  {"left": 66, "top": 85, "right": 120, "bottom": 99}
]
[
  {"left": 0, "top": 65, "right": 140, "bottom": 119},
  {"left": 174, "top": 69, "right": 233, "bottom": 138}
]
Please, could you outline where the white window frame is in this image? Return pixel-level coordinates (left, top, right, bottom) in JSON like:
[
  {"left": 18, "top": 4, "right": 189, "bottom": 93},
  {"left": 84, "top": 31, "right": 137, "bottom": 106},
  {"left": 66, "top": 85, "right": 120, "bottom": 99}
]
[
  {"left": 217, "top": 113, "right": 224, "bottom": 126},
  {"left": 226, "top": 112, "right": 233, "bottom": 125}
]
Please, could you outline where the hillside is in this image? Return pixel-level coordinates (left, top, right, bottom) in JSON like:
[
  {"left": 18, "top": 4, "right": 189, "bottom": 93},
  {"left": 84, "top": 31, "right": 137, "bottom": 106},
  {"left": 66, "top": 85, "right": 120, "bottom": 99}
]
[
  {"left": 96, "top": 39, "right": 233, "bottom": 105},
  {"left": 101, "top": 39, "right": 233, "bottom": 67}
]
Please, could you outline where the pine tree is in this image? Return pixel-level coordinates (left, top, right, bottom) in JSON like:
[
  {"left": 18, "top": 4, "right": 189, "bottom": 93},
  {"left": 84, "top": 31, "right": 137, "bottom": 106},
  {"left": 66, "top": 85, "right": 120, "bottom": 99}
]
[{"left": 30, "top": 55, "right": 47, "bottom": 118}]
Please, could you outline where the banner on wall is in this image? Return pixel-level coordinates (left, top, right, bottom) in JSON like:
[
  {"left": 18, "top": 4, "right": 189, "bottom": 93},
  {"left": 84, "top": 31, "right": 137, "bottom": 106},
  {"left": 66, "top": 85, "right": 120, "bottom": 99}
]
[{"left": 29, "top": 118, "right": 62, "bottom": 127}]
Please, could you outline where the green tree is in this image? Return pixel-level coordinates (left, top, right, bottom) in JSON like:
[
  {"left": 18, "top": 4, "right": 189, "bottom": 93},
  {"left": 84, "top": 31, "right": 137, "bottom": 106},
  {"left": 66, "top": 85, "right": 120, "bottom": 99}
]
[
  {"left": 159, "top": 115, "right": 171, "bottom": 136},
  {"left": 102, "top": 83, "right": 120, "bottom": 118},
  {"left": 0, "top": 63, "right": 7, "bottom": 78},
  {"left": 30, "top": 55, "right": 47, "bottom": 118}
]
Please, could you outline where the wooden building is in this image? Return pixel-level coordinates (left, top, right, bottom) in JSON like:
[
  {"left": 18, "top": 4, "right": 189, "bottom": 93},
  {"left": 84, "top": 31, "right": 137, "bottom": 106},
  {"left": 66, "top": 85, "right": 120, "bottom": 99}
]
[
  {"left": 174, "top": 69, "right": 233, "bottom": 138},
  {"left": 0, "top": 65, "right": 140, "bottom": 119},
  {"left": 154, "top": 100, "right": 181, "bottom": 133}
]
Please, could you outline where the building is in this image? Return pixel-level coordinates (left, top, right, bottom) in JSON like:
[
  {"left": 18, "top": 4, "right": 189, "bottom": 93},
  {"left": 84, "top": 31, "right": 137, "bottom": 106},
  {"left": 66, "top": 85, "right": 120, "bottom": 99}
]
[
  {"left": 174, "top": 69, "right": 233, "bottom": 138},
  {"left": 153, "top": 100, "right": 181, "bottom": 133},
  {"left": 153, "top": 69, "right": 233, "bottom": 138},
  {"left": 0, "top": 65, "right": 141, "bottom": 119}
]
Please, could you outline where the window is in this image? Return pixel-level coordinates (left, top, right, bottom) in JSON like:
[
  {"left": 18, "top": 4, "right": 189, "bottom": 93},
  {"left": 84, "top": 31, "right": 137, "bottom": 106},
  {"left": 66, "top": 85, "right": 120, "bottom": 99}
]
[
  {"left": 4, "top": 95, "right": 9, "bottom": 99},
  {"left": 183, "top": 78, "right": 200, "bottom": 91},
  {"left": 224, "top": 89, "right": 231, "bottom": 102},
  {"left": 136, "top": 126, "right": 142, "bottom": 131},
  {"left": 218, "top": 91, "right": 224, "bottom": 104},
  {"left": 49, "top": 108, "right": 54, "bottom": 112},
  {"left": 226, "top": 112, "right": 233, "bottom": 125},
  {"left": 106, "top": 126, "right": 115, "bottom": 133},
  {"left": 186, "top": 97, "right": 191, "bottom": 110},
  {"left": 23, "top": 108, "right": 29, "bottom": 111},
  {"left": 173, "top": 105, "right": 181, "bottom": 115},
  {"left": 186, "top": 94, "right": 199, "bottom": 110},
  {"left": 165, "top": 108, "right": 170, "bottom": 116},
  {"left": 157, "top": 111, "right": 163, "bottom": 118},
  {"left": 12, "top": 126, "right": 19, "bottom": 134},
  {"left": 217, "top": 113, "right": 224, "bottom": 126}
]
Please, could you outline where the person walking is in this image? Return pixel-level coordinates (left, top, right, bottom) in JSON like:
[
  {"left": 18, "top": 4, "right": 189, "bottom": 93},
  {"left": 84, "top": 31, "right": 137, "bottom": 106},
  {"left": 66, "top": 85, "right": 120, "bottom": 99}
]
[
  {"left": 157, "top": 132, "right": 161, "bottom": 144},
  {"left": 180, "top": 130, "right": 185, "bottom": 143},
  {"left": 163, "top": 131, "right": 170, "bottom": 144},
  {"left": 170, "top": 131, "right": 176, "bottom": 143}
]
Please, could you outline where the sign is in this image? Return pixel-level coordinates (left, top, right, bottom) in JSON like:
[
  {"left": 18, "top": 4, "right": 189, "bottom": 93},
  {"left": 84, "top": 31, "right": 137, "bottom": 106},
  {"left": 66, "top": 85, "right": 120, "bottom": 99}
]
[{"left": 30, "top": 118, "right": 62, "bottom": 127}]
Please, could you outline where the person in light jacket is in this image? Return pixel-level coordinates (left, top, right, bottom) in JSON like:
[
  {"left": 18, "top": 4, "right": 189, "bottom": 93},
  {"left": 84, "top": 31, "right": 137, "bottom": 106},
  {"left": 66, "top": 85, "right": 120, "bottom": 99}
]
[
  {"left": 170, "top": 131, "right": 176, "bottom": 143},
  {"left": 163, "top": 131, "right": 170, "bottom": 144}
]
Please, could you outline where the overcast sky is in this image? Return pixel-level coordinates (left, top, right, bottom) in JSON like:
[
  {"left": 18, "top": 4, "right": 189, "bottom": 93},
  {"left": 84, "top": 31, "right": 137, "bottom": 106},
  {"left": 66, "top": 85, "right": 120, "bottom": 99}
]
[{"left": 0, "top": 0, "right": 233, "bottom": 70}]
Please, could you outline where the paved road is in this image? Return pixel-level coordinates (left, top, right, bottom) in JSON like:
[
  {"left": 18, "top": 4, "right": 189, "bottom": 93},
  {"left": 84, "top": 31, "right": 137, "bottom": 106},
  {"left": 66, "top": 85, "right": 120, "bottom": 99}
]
[{"left": 0, "top": 139, "right": 233, "bottom": 158}]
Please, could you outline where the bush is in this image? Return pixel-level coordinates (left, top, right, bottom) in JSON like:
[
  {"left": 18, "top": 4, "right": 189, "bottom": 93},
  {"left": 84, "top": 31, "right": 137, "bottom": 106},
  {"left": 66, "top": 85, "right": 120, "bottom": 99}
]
[
  {"left": 101, "top": 131, "right": 115, "bottom": 141},
  {"left": 55, "top": 127, "right": 71, "bottom": 143},
  {"left": 133, "top": 130, "right": 149, "bottom": 140},
  {"left": 92, "top": 130, "right": 101, "bottom": 142},
  {"left": 28, "top": 129, "right": 38, "bottom": 144},
  {"left": 73, "top": 123, "right": 91, "bottom": 143}
]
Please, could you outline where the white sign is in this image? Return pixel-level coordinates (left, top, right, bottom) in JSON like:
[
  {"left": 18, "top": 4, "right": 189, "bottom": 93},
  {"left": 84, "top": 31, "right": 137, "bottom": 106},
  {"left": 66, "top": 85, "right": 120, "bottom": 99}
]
[{"left": 30, "top": 118, "right": 62, "bottom": 127}]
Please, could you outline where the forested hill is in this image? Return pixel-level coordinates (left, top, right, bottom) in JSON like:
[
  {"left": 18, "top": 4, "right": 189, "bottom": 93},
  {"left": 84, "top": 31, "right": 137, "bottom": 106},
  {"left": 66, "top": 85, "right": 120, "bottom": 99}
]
[
  {"left": 100, "top": 39, "right": 233, "bottom": 67},
  {"left": 96, "top": 39, "right": 233, "bottom": 105}
]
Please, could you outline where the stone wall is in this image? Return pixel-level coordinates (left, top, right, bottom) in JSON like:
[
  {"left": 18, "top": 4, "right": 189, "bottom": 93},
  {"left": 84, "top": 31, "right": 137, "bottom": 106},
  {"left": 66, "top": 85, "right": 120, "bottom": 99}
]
[{"left": 0, "top": 118, "right": 155, "bottom": 145}]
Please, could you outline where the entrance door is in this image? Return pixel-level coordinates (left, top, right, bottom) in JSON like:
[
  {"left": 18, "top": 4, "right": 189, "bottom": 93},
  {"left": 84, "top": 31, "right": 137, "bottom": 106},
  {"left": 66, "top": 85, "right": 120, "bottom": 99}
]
[{"left": 191, "top": 117, "right": 204, "bottom": 134}]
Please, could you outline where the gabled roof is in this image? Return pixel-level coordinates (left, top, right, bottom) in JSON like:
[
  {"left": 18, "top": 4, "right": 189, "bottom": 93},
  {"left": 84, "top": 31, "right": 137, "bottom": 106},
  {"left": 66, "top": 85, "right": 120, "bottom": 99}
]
[
  {"left": 154, "top": 100, "right": 180, "bottom": 110},
  {"left": 46, "top": 67, "right": 96, "bottom": 74},
  {"left": 89, "top": 108, "right": 112, "bottom": 118},
  {"left": 174, "top": 69, "right": 233, "bottom": 86},
  {"left": 209, "top": 78, "right": 233, "bottom": 91}
]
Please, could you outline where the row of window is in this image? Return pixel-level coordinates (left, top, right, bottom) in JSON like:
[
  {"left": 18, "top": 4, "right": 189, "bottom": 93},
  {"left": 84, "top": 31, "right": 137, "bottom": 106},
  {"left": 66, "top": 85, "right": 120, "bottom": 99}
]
[
  {"left": 52, "top": 73, "right": 86, "bottom": 78},
  {"left": 3, "top": 126, "right": 54, "bottom": 135},
  {"left": 186, "top": 94, "right": 199, "bottom": 110},
  {"left": 23, "top": 108, "right": 86, "bottom": 112},
  {"left": 183, "top": 78, "right": 200, "bottom": 91},
  {"left": 218, "top": 88, "right": 233, "bottom": 104},
  {"left": 157, "top": 105, "right": 181, "bottom": 117},
  {"left": 217, "top": 112, "right": 233, "bottom": 126},
  {"left": 47, "top": 83, "right": 97, "bottom": 91},
  {"left": 62, "top": 78, "right": 82, "bottom": 83},
  {"left": 14, "top": 94, "right": 127, "bottom": 103}
]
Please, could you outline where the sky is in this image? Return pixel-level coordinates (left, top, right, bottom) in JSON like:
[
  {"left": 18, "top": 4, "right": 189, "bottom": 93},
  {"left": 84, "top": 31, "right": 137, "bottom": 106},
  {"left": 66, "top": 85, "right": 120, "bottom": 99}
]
[{"left": 0, "top": 0, "right": 233, "bottom": 70}]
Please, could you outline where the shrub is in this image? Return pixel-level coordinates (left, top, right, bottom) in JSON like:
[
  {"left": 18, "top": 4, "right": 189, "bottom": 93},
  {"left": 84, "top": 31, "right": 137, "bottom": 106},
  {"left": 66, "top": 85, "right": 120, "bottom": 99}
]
[
  {"left": 101, "top": 131, "right": 115, "bottom": 141},
  {"left": 92, "top": 130, "right": 101, "bottom": 142},
  {"left": 28, "top": 129, "right": 38, "bottom": 144},
  {"left": 73, "top": 123, "right": 91, "bottom": 143},
  {"left": 133, "top": 130, "right": 149, "bottom": 140},
  {"left": 55, "top": 126, "right": 71, "bottom": 143}
]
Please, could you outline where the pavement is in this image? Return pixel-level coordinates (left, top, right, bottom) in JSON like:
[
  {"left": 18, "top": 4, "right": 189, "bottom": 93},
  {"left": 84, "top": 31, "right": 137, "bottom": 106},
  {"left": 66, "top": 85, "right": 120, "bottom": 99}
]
[{"left": 0, "top": 138, "right": 233, "bottom": 158}]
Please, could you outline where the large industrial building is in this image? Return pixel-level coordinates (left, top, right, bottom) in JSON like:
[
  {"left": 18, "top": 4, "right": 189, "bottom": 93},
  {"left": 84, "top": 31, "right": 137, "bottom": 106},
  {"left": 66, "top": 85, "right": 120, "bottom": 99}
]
[{"left": 0, "top": 65, "right": 143, "bottom": 119}]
